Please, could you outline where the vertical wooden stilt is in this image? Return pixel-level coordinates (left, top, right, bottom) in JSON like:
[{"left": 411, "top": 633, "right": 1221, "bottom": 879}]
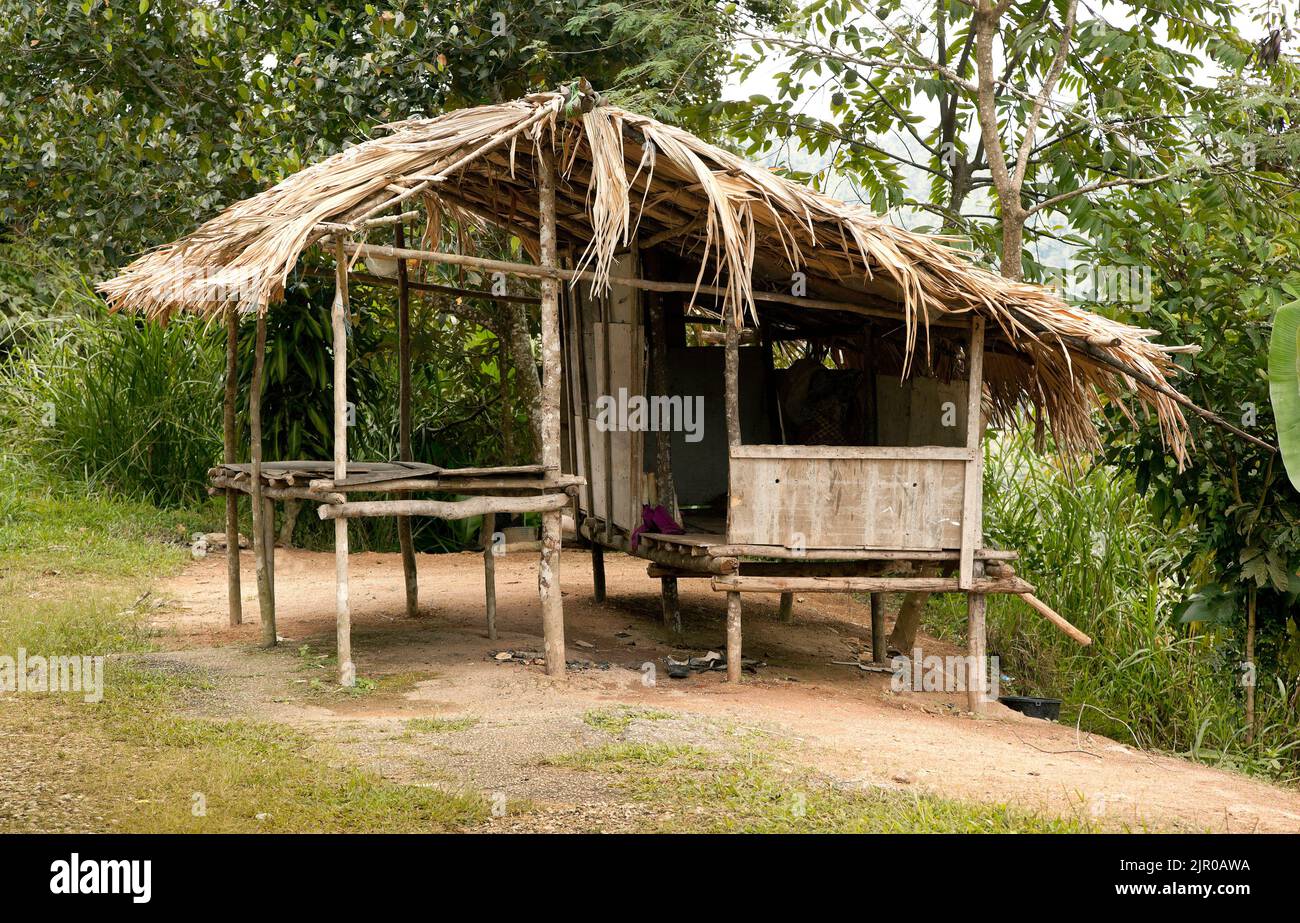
[
  {"left": 726, "top": 591, "right": 742, "bottom": 684},
  {"left": 394, "top": 224, "right": 419, "bottom": 617},
  {"left": 536, "top": 141, "right": 566, "bottom": 678},
  {"left": 660, "top": 576, "right": 681, "bottom": 633},
  {"left": 263, "top": 497, "right": 276, "bottom": 631},
  {"left": 249, "top": 312, "right": 276, "bottom": 647},
  {"left": 870, "top": 592, "right": 886, "bottom": 662},
  {"left": 967, "top": 566, "right": 987, "bottom": 713},
  {"left": 223, "top": 305, "right": 242, "bottom": 627},
  {"left": 778, "top": 592, "right": 794, "bottom": 623},
  {"left": 332, "top": 237, "right": 353, "bottom": 686},
  {"left": 724, "top": 319, "right": 743, "bottom": 679},
  {"left": 482, "top": 512, "right": 497, "bottom": 640},
  {"left": 591, "top": 543, "right": 606, "bottom": 603}
]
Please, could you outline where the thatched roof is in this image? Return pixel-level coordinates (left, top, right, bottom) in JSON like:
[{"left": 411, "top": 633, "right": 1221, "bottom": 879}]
[{"left": 99, "top": 89, "right": 1191, "bottom": 462}]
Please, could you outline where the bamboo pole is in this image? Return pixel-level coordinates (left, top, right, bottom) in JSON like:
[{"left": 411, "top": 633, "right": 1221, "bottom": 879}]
[
  {"left": 249, "top": 312, "right": 276, "bottom": 646},
  {"left": 223, "top": 305, "right": 242, "bottom": 627},
  {"left": 536, "top": 142, "right": 566, "bottom": 679},
  {"left": 394, "top": 224, "right": 418, "bottom": 618},
  {"left": 332, "top": 237, "right": 354, "bottom": 687}
]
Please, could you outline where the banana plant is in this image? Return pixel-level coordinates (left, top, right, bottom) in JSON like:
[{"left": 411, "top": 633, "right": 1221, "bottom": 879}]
[{"left": 1268, "top": 299, "right": 1300, "bottom": 493}]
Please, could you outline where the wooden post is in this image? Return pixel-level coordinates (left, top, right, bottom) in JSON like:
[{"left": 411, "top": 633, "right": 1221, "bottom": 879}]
[
  {"left": 536, "top": 143, "right": 566, "bottom": 678},
  {"left": 591, "top": 543, "right": 606, "bottom": 603},
  {"left": 660, "top": 577, "right": 681, "bottom": 633},
  {"left": 223, "top": 306, "right": 242, "bottom": 627},
  {"left": 959, "top": 316, "right": 986, "bottom": 589},
  {"left": 599, "top": 290, "right": 615, "bottom": 545},
  {"left": 967, "top": 563, "right": 987, "bottom": 713},
  {"left": 249, "top": 311, "right": 276, "bottom": 646},
  {"left": 394, "top": 224, "right": 419, "bottom": 617},
  {"left": 482, "top": 512, "right": 497, "bottom": 641},
  {"left": 726, "top": 591, "right": 742, "bottom": 684},
  {"left": 263, "top": 496, "right": 276, "bottom": 621},
  {"left": 870, "top": 592, "right": 885, "bottom": 662},
  {"left": 724, "top": 320, "right": 742, "bottom": 682},
  {"left": 332, "top": 237, "right": 354, "bottom": 686},
  {"left": 648, "top": 294, "right": 678, "bottom": 518},
  {"left": 778, "top": 592, "right": 794, "bottom": 623}
]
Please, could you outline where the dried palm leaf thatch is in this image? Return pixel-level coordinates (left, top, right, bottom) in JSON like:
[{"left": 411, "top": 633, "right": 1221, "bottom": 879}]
[{"left": 99, "top": 90, "right": 1191, "bottom": 463}]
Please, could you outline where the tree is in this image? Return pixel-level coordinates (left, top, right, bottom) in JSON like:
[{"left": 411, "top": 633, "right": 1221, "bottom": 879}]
[
  {"left": 723, "top": 0, "right": 1274, "bottom": 279},
  {"left": 1, "top": 0, "right": 785, "bottom": 263}
]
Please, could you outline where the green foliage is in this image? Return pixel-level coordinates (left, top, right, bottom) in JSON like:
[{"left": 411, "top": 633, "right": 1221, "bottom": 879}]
[
  {"left": 1077, "top": 178, "right": 1300, "bottom": 677},
  {"left": 1, "top": 307, "right": 224, "bottom": 507},
  {"left": 1268, "top": 298, "right": 1300, "bottom": 493},
  {"left": 1, "top": 0, "right": 784, "bottom": 263},
  {"left": 925, "top": 434, "right": 1300, "bottom": 782}
]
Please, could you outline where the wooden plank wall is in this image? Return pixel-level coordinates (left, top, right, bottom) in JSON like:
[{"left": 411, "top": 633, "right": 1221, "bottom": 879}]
[{"left": 727, "top": 446, "right": 967, "bottom": 550}]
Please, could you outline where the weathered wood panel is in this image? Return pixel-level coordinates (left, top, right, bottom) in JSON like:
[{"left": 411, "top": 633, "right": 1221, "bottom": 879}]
[{"left": 727, "top": 447, "right": 964, "bottom": 550}]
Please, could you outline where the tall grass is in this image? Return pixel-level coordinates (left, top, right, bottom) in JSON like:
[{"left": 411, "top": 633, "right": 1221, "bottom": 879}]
[
  {"left": 2, "top": 310, "right": 224, "bottom": 507},
  {"left": 925, "top": 433, "right": 1300, "bottom": 781}
]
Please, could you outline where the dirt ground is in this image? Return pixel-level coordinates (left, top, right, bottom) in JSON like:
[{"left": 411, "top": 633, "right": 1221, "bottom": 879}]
[{"left": 150, "top": 545, "right": 1300, "bottom": 832}]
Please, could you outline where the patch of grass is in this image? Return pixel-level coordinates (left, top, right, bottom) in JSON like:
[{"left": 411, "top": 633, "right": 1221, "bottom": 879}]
[
  {"left": 545, "top": 742, "right": 713, "bottom": 772},
  {"left": 549, "top": 742, "right": 1099, "bottom": 833},
  {"left": 0, "top": 470, "right": 489, "bottom": 833},
  {"left": 407, "top": 716, "right": 480, "bottom": 734},
  {"left": 582, "top": 705, "right": 676, "bottom": 735}
]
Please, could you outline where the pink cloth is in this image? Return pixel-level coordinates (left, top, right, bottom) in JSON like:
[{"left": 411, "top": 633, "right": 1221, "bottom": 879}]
[{"left": 630, "top": 504, "right": 684, "bottom": 551}]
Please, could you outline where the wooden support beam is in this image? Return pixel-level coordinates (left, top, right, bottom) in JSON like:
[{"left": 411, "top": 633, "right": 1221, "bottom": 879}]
[
  {"left": 332, "top": 237, "right": 354, "bottom": 687},
  {"left": 778, "top": 592, "right": 794, "bottom": 623},
  {"left": 536, "top": 142, "right": 567, "bottom": 679},
  {"left": 340, "top": 241, "right": 968, "bottom": 328},
  {"left": 706, "top": 545, "right": 1016, "bottom": 562},
  {"left": 959, "top": 316, "right": 986, "bottom": 590},
  {"left": 318, "top": 492, "right": 572, "bottom": 520},
  {"left": 223, "top": 305, "right": 242, "bottom": 628},
  {"left": 249, "top": 311, "right": 276, "bottom": 647},
  {"left": 394, "top": 224, "right": 419, "bottom": 618},
  {"left": 1019, "top": 593, "right": 1093, "bottom": 646},
  {"left": 710, "top": 574, "right": 1032, "bottom": 594}
]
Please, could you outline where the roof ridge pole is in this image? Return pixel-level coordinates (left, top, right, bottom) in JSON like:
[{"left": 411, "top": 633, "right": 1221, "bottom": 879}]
[
  {"left": 537, "top": 140, "right": 567, "bottom": 679},
  {"left": 394, "top": 223, "right": 419, "bottom": 619},
  {"left": 223, "top": 305, "right": 242, "bottom": 628},
  {"left": 332, "top": 237, "right": 354, "bottom": 687}
]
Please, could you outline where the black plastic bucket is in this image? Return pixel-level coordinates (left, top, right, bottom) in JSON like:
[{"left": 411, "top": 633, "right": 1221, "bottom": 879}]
[{"left": 998, "top": 695, "right": 1062, "bottom": 721}]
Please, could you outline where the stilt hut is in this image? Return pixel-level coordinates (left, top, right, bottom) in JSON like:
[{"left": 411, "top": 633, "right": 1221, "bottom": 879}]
[{"left": 101, "top": 85, "right": 1206, "bottom": 708}]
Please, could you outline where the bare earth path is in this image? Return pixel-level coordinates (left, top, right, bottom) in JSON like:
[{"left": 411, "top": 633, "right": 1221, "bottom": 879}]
[{"left": 152, "top": 547, "right": 1300, "bottom": 833}]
